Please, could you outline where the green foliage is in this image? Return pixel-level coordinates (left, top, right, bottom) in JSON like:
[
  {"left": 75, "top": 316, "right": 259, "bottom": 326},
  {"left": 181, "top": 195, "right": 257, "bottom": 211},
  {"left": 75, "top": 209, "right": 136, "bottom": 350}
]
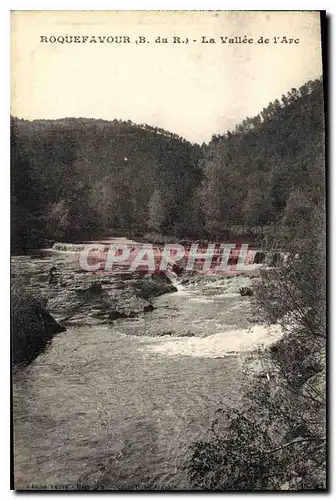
[
  {"left": 199, "top": 78, "right": 324, "bottom": 237},
  {"left": 187, "top": 368, "right": 326, "bottom": 491},
  {"left": 186, "top": 120, "right": 326, "bottom": 490}
]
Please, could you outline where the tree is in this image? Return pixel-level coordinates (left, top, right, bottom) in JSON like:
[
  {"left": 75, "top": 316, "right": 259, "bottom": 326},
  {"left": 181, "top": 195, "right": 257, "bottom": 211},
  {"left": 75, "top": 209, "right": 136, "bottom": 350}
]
[
  {"left": 45, "top": 200, "right": 69, "bottom": 241},
  {"left": 148, "top": 189, "right": 165, "bottom": 233}
]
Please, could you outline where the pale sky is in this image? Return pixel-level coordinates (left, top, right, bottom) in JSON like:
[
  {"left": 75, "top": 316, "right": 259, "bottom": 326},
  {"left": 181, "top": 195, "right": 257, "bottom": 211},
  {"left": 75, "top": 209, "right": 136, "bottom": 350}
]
[{"left": 11, "top": 11, "right": 323, "bottom": 143}]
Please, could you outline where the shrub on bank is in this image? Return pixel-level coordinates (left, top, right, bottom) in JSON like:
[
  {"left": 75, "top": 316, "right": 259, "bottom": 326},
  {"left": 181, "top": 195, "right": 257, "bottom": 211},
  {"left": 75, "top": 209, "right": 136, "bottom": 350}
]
[{"left": 186, "top": 208, "right": 326, "bottom": 490}]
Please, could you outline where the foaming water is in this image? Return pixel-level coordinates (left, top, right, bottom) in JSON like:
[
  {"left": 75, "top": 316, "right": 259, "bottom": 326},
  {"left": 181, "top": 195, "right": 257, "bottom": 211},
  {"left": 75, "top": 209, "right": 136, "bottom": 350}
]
[
  {"left": 112, "top": 275, "right": 257, "bottom": 339},
  {"left": 143, "top": 324, "right": 283, "bottom": 358}
]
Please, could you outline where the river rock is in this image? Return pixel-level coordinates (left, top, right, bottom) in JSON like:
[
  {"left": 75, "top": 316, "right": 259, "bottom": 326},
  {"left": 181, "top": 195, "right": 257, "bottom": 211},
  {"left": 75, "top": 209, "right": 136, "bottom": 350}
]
[
  {"left": 239, "top": 286, "right": 254, "bottom": 297},
  {"left": 107, "top": 292, "right": 155, "bottom": 318},
  {"left": 132, "top": 274, "right": 178, "bottom": 299},
  {"left": 46, "top": 279, "right": 157, "bottom": 326},
  {"left": 168, "top": 263, "right": 184, "bottom": 276},
  {"left": 12, "top": 284, "right": 66, "bottom": 365}
]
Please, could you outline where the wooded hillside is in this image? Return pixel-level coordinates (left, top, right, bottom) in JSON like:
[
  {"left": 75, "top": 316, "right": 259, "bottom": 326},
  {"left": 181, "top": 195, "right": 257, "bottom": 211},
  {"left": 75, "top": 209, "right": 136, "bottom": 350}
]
[{"left": 11, "top": 77, "right": 324, "bottom": 253}]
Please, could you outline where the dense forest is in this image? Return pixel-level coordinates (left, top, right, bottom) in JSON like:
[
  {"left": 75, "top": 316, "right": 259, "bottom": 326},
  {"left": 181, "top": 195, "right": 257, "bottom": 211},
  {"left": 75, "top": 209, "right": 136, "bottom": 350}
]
[{"left": 11, "top": 77, "right": 324, "bottom": 253}]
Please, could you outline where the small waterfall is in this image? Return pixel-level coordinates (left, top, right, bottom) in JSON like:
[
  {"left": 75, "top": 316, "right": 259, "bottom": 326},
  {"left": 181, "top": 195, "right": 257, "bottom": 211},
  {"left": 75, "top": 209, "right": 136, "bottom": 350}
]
[
  {"left": 51, "top": 242, "right": 86, "bottom": 252},
  {"left": 164, "top": 269, "right": 188, "bottom": 294}
]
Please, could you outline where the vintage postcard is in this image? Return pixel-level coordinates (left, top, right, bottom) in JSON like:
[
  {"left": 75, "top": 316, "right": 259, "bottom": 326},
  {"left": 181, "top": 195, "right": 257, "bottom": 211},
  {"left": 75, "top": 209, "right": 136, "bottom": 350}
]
[{"left": 11, "top": 10, "right": 326, "bottom": 491}]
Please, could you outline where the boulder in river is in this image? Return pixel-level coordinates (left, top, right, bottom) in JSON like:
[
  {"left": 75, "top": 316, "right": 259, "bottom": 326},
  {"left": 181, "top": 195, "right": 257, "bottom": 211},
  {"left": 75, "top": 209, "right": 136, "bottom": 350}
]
[
  {"left": 168, "top": 263, "right": 184, "bottom": 276},
  {"left": 132, "top": 274, "right": 178, "bottom": 299},
  {"left": 108, "top": 292, "right": 155, "bottom": 318},
  {"left": 239, "top": 286, "right": 254, "bottom": 297},
  {"left": 11, "top": 284, "right": 66, "bottom": 366},
  {"left": 47, "top": 279, "right": 157, "bottom": 326}
]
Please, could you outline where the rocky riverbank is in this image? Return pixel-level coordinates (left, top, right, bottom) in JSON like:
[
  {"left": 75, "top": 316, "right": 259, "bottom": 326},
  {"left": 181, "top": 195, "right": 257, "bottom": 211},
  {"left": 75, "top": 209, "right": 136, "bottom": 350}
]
[
  {"left": 11, "top": 248, "right": 270, "bottom": 365},
  {"left": 11, "top": 252, "right": 180, "bottom": 364},
  {"left": 11, "top": 253, "right": 178, "bottom": 327}
]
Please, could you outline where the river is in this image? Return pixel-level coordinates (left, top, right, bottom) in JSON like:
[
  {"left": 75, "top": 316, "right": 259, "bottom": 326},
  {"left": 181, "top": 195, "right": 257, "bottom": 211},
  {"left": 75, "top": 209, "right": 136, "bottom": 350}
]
[{"left": 12, "top": 243, "right": 282, "bottom": 490}]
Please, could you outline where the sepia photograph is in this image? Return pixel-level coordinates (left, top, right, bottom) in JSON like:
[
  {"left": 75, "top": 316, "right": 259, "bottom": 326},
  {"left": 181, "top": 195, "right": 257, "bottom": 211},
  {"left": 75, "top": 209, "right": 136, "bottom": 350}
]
[{"left": 10, "top": 10, "right": 326, "bottom": 491}]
